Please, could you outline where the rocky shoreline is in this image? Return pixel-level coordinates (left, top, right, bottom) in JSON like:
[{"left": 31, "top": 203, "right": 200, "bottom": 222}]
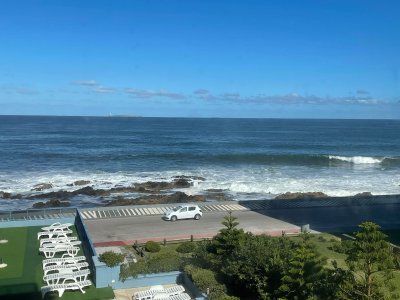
[{"left": 0, "top": 175, "right": 390, "bottom": 209}]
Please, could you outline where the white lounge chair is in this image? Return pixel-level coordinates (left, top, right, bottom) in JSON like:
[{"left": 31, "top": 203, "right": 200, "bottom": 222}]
[
  {"left": 41, "top": 240, "right": 81, "bottom": 248},
  {"left": 41, "top": 279, "right": 92, "bottom": 298},
  {"left": 42, "top": 256, "right": 87, "bottom": 268},
  {"left": 170, "top": 293, "right": 191, "bottom": 300},
  {"left": 134, "top": 285, "right": 185, "bottom": 300},
  {"left": 41, "top": 222, "right": 73, "bottom": 232},
  {"left": 134, "top": 289, "right": 162, "bottom": 300},
  {"left": 38, "top": 229, "right": 72, "bottom": 240},
  {"left": 39, "top": 236, "right": 78, "bottom": 247},
  {"left": 43, "top": 262, "right": 89, "bottom": 276},
  {"left": 43, "top": 268, "right": 91, "bottom": 285},
  {"left": 153, "top": 293, "right": 191, "bottom": 300},
  {"left": 164, "top": 285, "right": 185, "bottom": 296},
  {"left": 39, "top": 245, "right": 79, "bottom": 258}
]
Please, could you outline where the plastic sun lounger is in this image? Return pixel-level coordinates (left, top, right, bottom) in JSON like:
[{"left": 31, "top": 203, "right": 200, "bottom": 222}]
[
  {"left": 134, "top": 288, "right": 162, "bottom": 300},
  {"left": 37, "top": 229, "right": 72, "bottom": 240},
  {"left": 41, "top": 279, "right": 92, "bottom": 298},
  {"left": 154, "top": 293, "right": 191, "bottom": 300},
  {"left": 43, "top": 268, "right": 91, "bottom": 285},
  {"left": 42, "top": 256, "right": 87, "bottom": 268},
  {"left": 41, "top": 240, "right": 81, "bottom": 248},
  {"left": 164, "top": 285, "right": 185, "bottom": 296},
  {"left": 134, "top": 285, "right": 185, "bottom": 300},
  {"left": 41, "top": 222, "right": 73, "bottom": 231},
  {"left": 43, "top": 262, "right": 89, "bottom": 276},
  {"left": 39, "top": 245, "right": 79, "bottom": 258},
  {"left": 170, "top": 293, "right": 191, "bottom": 300},
  {"left": 39, "top": 236, "right": 78, "bottom": 247}
]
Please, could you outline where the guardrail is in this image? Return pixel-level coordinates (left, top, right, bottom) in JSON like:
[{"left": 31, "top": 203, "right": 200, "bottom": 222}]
[{"left": 0, "top": 207, "right": 77, "bottom": 222}]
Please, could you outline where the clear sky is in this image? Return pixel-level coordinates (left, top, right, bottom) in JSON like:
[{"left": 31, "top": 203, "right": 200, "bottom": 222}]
[{"left": 1, "top": 1, "right": 399, "bottom": 118}]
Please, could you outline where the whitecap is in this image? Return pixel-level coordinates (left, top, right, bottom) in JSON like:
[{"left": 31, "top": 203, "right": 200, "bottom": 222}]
[{"left": 328, "top": 155, "right": 383, "bottom": 164}]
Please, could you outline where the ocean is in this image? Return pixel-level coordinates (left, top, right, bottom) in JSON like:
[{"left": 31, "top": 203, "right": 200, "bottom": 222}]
[{"left": 0, "top": 116, "right": 399, "bottom": 210}]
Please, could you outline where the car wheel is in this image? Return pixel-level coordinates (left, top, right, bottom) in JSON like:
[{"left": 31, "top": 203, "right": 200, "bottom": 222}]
[
  {"left": 194, "top": 214, "right": 201, "bottom": 220},
  {"left": 171, "top": 215, "right": 177, "bottom": 222}
]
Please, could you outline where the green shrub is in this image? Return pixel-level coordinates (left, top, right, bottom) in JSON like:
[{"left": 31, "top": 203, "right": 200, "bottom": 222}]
[
  {"left": 99, "top": 251, "right": 125, "bottom": 267},
  {"left": 120, "top": 250, "right": 181, "bottom": 280},
  {"left": 176, "top": 241, "right": 196, "bottom": 253},
  {"left": 184, "top": 265, "right": 228, "bottom": 299},
  {"left": 147, "top": 251, "right": 181, "bottom": 273},
  {"left": 145, "top": 241, "right": 161, "bottom": 253}
]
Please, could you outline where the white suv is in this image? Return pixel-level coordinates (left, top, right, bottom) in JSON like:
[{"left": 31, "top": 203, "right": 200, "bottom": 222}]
[{"left": 163, "top": 204, "right": 203, "bottom": 221}]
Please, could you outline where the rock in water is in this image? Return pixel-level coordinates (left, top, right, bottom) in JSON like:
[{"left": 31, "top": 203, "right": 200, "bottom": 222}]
[
  {"left": 32, "top": 199, "right": 71, "bottom": 208},
  {"left": 275, "top": 192, "right": 328, "bottom": 200},
  {"left": 73, "top": 180, "right": 91, "bottom": 186},
  {"left": 31, "top": 183, "right": 53, "bottom": 191}
]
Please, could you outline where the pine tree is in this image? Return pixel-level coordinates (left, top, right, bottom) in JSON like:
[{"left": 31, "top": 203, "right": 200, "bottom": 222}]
[
  {"left": 339, "top": 222, "right": 396, "bottom": 300},
  {"left": 213, "top": 211, "right": 246, "bottom": 258},
  {"left": 278, "top": 233, "right": 325, "bottom": 300}
]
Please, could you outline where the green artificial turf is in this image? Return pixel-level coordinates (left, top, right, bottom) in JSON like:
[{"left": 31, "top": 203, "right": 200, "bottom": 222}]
[{"left": 0, "top": 227, "right": 27, "bottom": 279}]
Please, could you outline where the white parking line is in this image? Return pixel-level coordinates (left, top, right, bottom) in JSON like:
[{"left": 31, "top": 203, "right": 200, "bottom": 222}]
[
  {"left": 81, "top": 211, "right": 90, "bottom": 219},
  {"left": 88, "top": 211, "right": 97, "bottom": 218},
  {"left": 137, "top": 208, "right": 145, "bottom": 215},
  {"left": 124, "top": 209, "right": 131, "bottom": 216},
  {"left": 129, "top": 209, "right": 137, "bottom": 216},
  {"left": 120, "top": 209, "right": 127, "bottom": 216}
]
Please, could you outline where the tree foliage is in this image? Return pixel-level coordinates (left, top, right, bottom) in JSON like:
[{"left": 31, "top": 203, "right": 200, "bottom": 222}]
[
  {"left": 338, "top": 222, "right": 397, "bottom": 300},
  {"left": 278, "top": 234, "right": 326, "bottom": 300},
  {"left": 213, "top": 211, "right": 246, "bottom": 259}
]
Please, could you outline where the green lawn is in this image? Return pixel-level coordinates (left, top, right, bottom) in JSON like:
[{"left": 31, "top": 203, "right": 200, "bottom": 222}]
[
  {"left": 0, "top": 226, "right": 114, "bottom": 300},
  {"left": 0, "top": 227, "right": 27, "bottom": 280}
]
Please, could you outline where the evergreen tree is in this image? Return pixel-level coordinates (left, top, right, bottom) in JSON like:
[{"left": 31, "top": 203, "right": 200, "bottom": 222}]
[
  {"left": 339, "top": 222, "right": 396, "bottom": 300},
  {"left": 278, "top": 233, "right": 326, "bottom": 300},
  {"left": 213, "top": 211, "right": 246, "bottom": 258}
]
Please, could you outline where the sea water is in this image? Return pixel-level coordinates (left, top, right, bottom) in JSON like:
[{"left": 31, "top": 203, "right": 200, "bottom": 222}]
[{"left": 0, "top": 116, "right": 399, "bottom": 209}]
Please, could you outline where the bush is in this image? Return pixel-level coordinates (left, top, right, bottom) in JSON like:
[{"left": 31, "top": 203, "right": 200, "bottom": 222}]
[
  {"left": 147, "top": 251, "right": 181, "bottom": 273},
  {"left": 99, "top": 251, "right": 125, "bottom": 267},
  {"left": 176, "top": 241, "right": 196, "bottom": 253},
  {"left": 145, "top": 241, "right": 161, "bottom": 253},
  {"left": 120, "top": 251, "right": 181, "bottom": 281},
  {"left": 184, "top": 265, "right": 228, "bottom": 299}
]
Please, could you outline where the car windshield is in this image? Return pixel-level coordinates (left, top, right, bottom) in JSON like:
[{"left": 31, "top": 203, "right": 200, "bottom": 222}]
[{"left": 172, "top": 206, "right": 182, "bottom": 212}]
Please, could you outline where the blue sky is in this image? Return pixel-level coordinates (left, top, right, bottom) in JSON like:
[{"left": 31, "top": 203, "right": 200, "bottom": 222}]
[{"left": 0, "top": 1, "right": 399, "bottom": 118}]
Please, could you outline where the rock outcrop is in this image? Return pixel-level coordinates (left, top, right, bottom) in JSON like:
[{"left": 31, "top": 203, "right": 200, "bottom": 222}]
[
  {"left": 32, "top": 199, "right": 71, "bottom": 208},
  {"left": 275, "top": 192, "right": 329, "bottom": 200},
  {"left": 105, "top": 191, "right": 206, "bottom": 206},
  {"left": 31, "top": 183, "right": 53, "bottom": 191}
]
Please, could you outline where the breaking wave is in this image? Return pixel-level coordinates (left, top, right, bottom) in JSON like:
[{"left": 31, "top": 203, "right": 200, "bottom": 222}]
[{"left": 328, "top": 155, "right": 384, "bottom": 164}]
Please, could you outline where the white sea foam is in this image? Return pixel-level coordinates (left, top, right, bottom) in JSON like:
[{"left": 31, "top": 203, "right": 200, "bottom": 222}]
[
  {"left": 1, "top": 165, "right": 400, "bottom": 210},
  {"left": 328, "top": 155, "right": 383, "bottom": 164}
]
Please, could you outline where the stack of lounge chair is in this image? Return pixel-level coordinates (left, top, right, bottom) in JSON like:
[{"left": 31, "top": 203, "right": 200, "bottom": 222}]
[
  {"left": 133, "top": 285, "right": 191, "bottom": 300},
  {"left": 38, "top": 222, "right": 92, "bottom": 298}
]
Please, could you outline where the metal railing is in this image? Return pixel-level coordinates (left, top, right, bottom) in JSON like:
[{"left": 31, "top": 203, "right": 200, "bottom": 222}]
[{"left": 0, "top": 207, "right": 77, "bottom": 222}]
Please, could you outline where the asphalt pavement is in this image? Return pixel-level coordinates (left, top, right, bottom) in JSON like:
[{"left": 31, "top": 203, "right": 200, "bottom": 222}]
[{"left": 85, "top": 210, "right": 301, "bottom": 246}]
